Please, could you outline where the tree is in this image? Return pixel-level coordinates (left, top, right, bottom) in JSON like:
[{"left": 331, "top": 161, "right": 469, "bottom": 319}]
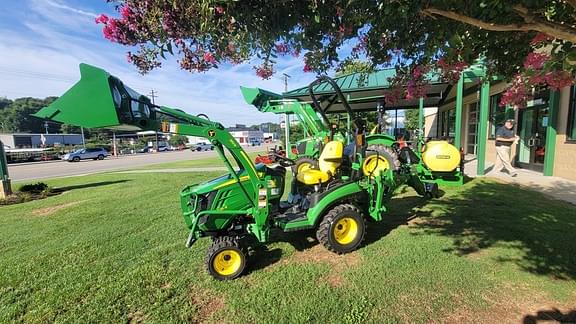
[
  {"left": 96, "top": 1, "right": 575, "bottom": 107},
  {"left": 168, "top": 134, "right": 188, "bottom": 147},
  {"left": 0, "top": 97, "right": 58, "bottom": 133},
  {"left": 404, "top": 110, "right": 420, "bottom": 131}
]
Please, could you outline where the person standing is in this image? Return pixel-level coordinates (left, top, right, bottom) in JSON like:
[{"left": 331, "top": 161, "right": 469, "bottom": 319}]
[{"left": 493, "top": 119, "right": 519, "bottom": 177}]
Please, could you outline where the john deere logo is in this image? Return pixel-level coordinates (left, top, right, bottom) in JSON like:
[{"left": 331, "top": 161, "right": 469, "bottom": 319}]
[
  {"left": 208, "top": 130, "right": 216, "bottom": 137},
  {"left": 436, "top": 155, "right": 451, "bottom": 159}
]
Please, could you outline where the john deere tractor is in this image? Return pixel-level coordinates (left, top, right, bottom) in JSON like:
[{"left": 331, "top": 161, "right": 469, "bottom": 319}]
[{"left": 35, "top": 64, "right": 462, "bottom": 280}]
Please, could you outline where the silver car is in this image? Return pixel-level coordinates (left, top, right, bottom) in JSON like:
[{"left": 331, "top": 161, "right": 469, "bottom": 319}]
[{"left": 63, "top": 148, "right": 108, "bottom": 162}]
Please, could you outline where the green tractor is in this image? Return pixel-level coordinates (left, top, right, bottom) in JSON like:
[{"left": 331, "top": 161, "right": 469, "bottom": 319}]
[{"left": 35, "top": 64, "right": 462, "bottom": 280}]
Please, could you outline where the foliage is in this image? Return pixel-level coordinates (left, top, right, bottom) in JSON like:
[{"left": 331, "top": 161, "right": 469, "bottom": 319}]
[
  {"left": 168, "top": 134, "right": 188, "bottom": 147},
  {"left": 98, "top": 1, "right": 576, "bottom": 106},
  {"left": 404, "top": 109, "right": 420, "bottom": 131},
  {"left": 0, "top": 97, "right": 58, "bottom": 133},
  {"left": 18, "top": 182, "right": 49, "bottom": 194}
]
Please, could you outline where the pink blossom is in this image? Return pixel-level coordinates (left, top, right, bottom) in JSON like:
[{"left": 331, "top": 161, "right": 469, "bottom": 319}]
[
  {"left": 95, "top": 14, "right": 109, "bottom": 24},
  {"left": 523, "top": 52, "right": 549, "bottom": 70},
  {"left": 254, "top": 63, "right": 273, "bottom": 79},
  {"left": 203, "top": 52, "right": 217, "bottom": 65},
  {"left": 275, "top": 43, "right": 289, "bottom": 55},
  {"left": 303, "top": 64, "right": 312, "bottom": 73},
  {"left": 215, "top": 6, "right": 225, "bottom": 14},
  {"left": 530, "top": 33, "right": 553, "bottom": 46},
  {"left": 120, "top": 6, "right": 132, "bottom": 19}
]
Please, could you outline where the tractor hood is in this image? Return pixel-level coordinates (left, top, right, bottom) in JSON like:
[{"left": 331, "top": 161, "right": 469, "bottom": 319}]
[{"left": 33, "top": 63, "right": 158, "bottom": 131}]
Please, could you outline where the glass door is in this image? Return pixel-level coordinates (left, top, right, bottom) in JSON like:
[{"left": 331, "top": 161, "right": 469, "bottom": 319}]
[
  {"left": 516, "top": 106, "right": 548, "bottom": 172},
  {"left": 467, "top": 102, "right": 478, "bottom": 155}
]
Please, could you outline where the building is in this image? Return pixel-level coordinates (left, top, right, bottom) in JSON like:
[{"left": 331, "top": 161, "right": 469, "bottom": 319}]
[
  {"left": 227, "top": 124, "right": 264, "bottom": 146},
  {"left": 0, "top": 133, "right": 83, "bottom": 149},
  {"left": 434, "top": 80, "right": 576, "bottom": 181}
]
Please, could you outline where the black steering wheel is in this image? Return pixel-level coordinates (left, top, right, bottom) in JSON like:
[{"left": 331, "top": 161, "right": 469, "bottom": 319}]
[{"left": 273, "top": 153, "right": 296, "bottom": 167}]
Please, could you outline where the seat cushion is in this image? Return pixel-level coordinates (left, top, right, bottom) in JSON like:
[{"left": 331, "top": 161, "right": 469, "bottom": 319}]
[{"left": 296, "top": 169, "right": 330, "bottom": 185}]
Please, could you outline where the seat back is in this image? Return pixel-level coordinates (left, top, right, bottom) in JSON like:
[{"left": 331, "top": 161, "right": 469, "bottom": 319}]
[{"left": 318, "top": 141, "right": 343, "bottom": 175}]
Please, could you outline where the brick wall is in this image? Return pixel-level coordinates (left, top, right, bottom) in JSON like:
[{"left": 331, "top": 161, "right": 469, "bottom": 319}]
[{"left": 553, "top": 87, "right": 576, "bottom": 181}]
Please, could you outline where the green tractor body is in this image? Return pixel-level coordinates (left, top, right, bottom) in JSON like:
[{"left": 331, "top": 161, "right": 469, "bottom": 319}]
[{"left": 35, "top": 64, "right": 459, "bottom": 280}]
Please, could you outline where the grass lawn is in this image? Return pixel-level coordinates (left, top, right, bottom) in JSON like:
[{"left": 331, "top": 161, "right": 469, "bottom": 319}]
[
  {"left": 1, "top": 164, "right": 575, "bottom": 322},
  {"left": 135, "top": 150, "right": 264, "bottom": 170}
]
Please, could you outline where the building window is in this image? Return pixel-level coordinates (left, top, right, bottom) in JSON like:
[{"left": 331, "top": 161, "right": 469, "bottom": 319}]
[
  {"left": 568, "top": 86, "right": 576, "bottom": 141},
  {"left": 489, "top": 93, "right": 506, "bottom": 139},
  {"left": 437, "top": 108, "right": 455, "bottom": 139}
]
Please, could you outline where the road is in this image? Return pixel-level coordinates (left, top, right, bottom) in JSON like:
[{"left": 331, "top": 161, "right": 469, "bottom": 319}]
[{"left": 8, "top": 146, "right": 266, "bottom": 182}]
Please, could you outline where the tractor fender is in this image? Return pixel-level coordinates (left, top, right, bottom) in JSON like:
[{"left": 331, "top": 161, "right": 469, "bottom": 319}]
[
  {"left": 366, "top": 134, "right": 396, "bottom": 147},
  {"left": 305, "top": 182, "right": 364, "bottom": 227}
]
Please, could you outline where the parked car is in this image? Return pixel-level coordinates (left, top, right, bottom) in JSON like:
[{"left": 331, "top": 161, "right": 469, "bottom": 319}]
[
  {"left": 62, "top": 148, "right": 108, "bottom": 162},
  {"left": 191, "top": 142, "right": 214, "bottom": 151},
  {"left": 136, "top": 147, "right": 150, "bottom": 153},
  {"left": 157, "top": 145, "right": 169, "bottom": 152}
]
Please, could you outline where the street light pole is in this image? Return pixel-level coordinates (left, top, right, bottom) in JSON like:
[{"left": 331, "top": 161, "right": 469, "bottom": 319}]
[{"left": 0, "top": 140, "right": 12, "bottom": 198}]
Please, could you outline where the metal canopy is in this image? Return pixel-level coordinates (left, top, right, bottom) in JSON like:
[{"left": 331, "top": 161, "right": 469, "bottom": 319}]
[{"left": 282, "top": 68, "right": 450, "bottom": 113}]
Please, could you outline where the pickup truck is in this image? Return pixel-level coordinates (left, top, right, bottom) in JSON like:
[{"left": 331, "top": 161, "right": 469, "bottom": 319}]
[{"left": 191, "top": 142, "right": 214, "bottom": 151}]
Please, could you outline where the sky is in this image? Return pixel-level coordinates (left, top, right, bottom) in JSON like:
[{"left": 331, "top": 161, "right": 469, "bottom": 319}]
[{"left": 0, "top": 0, "right": 318, "bottom": 126}]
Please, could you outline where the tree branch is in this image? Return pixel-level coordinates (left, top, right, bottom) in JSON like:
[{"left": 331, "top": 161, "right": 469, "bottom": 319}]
[{"left": 421, "top": 6, "right": 576, "bottom": 44}]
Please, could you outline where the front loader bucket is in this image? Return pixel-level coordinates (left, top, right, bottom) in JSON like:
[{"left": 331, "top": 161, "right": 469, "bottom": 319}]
[
  {"left": 34, "top": 63, "right": 157, "bottom": 131},
  {"left": 240, "top": 86, "right": 282, "bottom": 111}
]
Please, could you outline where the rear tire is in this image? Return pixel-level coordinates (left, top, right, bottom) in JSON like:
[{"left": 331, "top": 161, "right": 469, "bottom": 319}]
[
  {"left": 205, "top": 236, "right": 247, "bottom": 280},
  {"left": 316, "top": 204, "right": 366, "bottom": 254},
  {"left": 362, "top": 144, "right": 400, "bottom": 178}
]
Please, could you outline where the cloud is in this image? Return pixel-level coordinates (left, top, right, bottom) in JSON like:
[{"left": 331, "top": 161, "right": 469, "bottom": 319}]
[{"left": 0, "top": 0, "right": 318, "bottom": 126}]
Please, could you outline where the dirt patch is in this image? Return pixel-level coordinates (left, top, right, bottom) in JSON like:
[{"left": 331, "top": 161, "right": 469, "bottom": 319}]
[
  {"left": 442, "top": 284, "right": 576, "bottom": 323},
  {"left": 189, "top": 288, "right": 226, "bottom": 323},
  {"left": 278, "top": 244, "right": 361, "bottom": 288},
  {"left": 31, "top": 201, "right": 83, "bottom": 217},
  {"left": 127, "top": 311, "right": 147, "bottom": 323}
]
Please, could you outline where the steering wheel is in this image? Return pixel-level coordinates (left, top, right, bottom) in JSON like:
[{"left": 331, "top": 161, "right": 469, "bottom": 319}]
[{"left": 273, "top": 153, "right": 296, "bottom": 167}]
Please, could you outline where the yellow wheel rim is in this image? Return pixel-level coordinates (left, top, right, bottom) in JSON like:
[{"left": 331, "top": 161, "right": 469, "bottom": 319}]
[
  {"left": 297, "top": 162, "right": 312, "bottom": 173},
  {"left": 333, "top": 217, "right": 359, "bottom": 245},
  {"left": 212, "top": 249, "right": 242, "bottom": 276},
  {"left": 362, "top": 155, "right": 390, "bottom": 177}
]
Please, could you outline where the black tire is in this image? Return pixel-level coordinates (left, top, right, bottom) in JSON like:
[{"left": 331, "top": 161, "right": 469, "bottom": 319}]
[
  {"left": 196, "top": 147, "right": 202, "bottom": 152},
  {"left": 362, "top": 144, "right": 400, "bottom": 178},
  {"left": 316, "top": 204, "right": 366, "bottom": 254},
  {"left": 97, "top": 155, "right": 104, "bottom": 160},
  {"left": 205, "top": 236, "right": 247, "bottom": 280},
  {"left": 73, "top": 156, "right": 80, "bottom": 162},
  {"left": 291, "top": 156, "right": 318, "bottom": 174}
]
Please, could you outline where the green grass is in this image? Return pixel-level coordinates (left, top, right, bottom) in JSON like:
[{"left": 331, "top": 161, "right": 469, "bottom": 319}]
[
  {"left": 1, "top": 172, "right": 575, "bottom": 322},
  {"left": 136, "top": 150, "right": 264, "bottom": 170}
]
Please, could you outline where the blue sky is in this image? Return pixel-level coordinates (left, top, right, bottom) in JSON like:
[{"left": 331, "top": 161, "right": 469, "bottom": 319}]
[{"left": 0, "top": 0, "right": 318, "bottom": 126}]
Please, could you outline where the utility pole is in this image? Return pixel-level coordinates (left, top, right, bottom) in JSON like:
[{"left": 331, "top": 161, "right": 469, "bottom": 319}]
[
  {"left": 282, "top": 74, "right": 291, "bottom": 156},
  {"left": 149, "top": 89, "right": 159, "bottom": 152}
]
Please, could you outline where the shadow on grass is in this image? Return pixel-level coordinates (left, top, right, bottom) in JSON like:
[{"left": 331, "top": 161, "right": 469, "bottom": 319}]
[
  {"left": 52, "top": 180, "right": 131, "bottom": 193},
  {"left": 411, "top": 180, "right": 576, "bottom": 280},
  {"left": 522, "top": 308, "right": 576, "bottom": 323}
]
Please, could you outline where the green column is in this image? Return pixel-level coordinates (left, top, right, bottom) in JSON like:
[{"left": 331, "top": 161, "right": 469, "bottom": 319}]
[
  {"left": 0, "top": 140, "right": 8, "bottom": 181},
  {"left": 543, "top": 90, "right": 559, "bottom": 176},
  {"left": 418, "top": 97, "right": 424, "bottom": 152},
  {"left": 0, "top": 140, "right": 11, "bottom": 198},
  {"left": 284, "top": 114, "right": 291, "bottom": 158},
  {"left": 454, "top": 74, "right": 464, "bottom": 149},
  {"left": 476, "top": 82, "right": 490, "bottom": 176}
]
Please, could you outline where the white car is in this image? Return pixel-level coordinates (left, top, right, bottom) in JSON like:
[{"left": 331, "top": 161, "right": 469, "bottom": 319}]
[{"left": 192, "top": 143, "right": 214, "bottom": 151}]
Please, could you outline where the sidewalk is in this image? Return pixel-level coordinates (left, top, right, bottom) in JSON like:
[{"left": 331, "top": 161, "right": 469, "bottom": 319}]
[{"left": 463, "top": 156, "right": 576, "bottom": 206}]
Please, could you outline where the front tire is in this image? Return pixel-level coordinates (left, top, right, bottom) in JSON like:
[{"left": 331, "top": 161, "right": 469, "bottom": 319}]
[
  {"left": 72, "top": 156, "right": 80, "bottom": 162},
  {"left": 97, "top": 155, "right": 104, "bottom": 160},
  {"left": 316, "top": 204, "right": 366, "bottom": 254},
  {"left": 206, "top": 236, "right": 247, "bottom": 280}
]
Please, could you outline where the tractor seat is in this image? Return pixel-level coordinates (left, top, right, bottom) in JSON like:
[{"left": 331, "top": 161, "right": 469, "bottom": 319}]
[{"left": 296, "top": 141, "right": 343, "bottom": 185}]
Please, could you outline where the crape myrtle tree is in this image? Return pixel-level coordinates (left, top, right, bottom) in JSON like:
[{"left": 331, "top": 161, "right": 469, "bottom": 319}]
[{"left": 97, "top": 1, "right": 576, "bottom": 108}]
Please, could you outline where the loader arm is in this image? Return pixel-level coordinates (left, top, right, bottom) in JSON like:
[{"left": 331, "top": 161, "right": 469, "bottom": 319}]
[{"left": 33, "top": 63, "right": 263, "bottom": 211}]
